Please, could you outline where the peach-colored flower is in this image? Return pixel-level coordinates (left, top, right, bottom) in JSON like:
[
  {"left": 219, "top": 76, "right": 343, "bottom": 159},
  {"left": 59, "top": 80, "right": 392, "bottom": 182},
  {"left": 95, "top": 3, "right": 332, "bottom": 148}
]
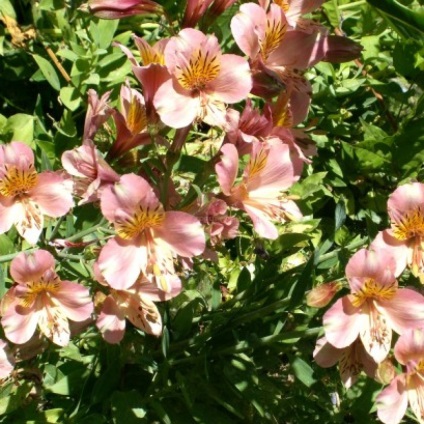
[
  {"left": 95, "top": 266, "right": 181, "bottom": 343},
  {"left": 377, "top": 328, "right": 424, "bottom": 424},
  {"left": 0, "top": 142, "right": 73, "bottom": 244},
  {"left": 83, "top": 89, "right": 112, "bottom": 142},
  {"left": 154, "top": 28, "right": 252, "bottom": 128},
  {"left": 371, "top": 183, "right": 424, "bottom": 282},
  {"left": 323, "top": 248, "right": 424, "bottom": 363},
  {"left": 1, "top": 250, "right": 93, "bottom": 346},
  {"left": 314, "top": 336, "right": 378, "bottom": 388},
  {"left": 61, "top": 140, "right": 119, "bottom": 205},
  {"left": 97, "top": 174, "right": 205, "bottom": 291},
  {"left": 216, "top": 140, "right": 302, "bottom": 239}
]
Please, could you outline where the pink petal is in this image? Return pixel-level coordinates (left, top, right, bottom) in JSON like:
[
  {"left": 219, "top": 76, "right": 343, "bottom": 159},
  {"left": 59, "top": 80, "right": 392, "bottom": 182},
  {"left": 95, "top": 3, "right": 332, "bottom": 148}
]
[
  {"left": 407, "top": 373, "right": 424, "bottom": 422},
  {"left": 378, "top": 288, "right": 424, "bottom": 336},
  {"left": 2, "top": 305, "right": 39, "bottom": 345},
  {"left": 313, "top": 336, "right": 341, "bottom": 368},
  {"left": 155, "top": 211, "right": 205, "bottom": 257},
  {"left": 125, "top": 296, "right": 162, "bottom": 336},
  {"left": 0, "top": 198, "right": 23, "bottom": 235},
  {"left": 242, "top": 201, "right": 278, "bottom": 239},
  {"left": 54, "top": 281, "right": 93, "bottom": 322},
  {"left": 394, "top": 328, "right": 424, "bottom": 366},
  {"left": 323, "top": 296, "right": 362, "bottom": 349},
  {"left": 96, "top": 296, "right": 126, "bottom": 344},
  {"left": 208, "top": 54, "right": 252, "bottom": 104},
  {"left": 153, "top": 79, "right": 199, "bottom": 128},
  {"left": 136, "top": 278, "right": 182, "bottom": 302},
  {"left": 29, "top": 172, "right": 73, "bottom": 217},
  {"left": 215, "top": 144, "right": 239, "bottom": 196},
  {"left": 10, "top": 250, "right": 55, "bottom": 284},
  {"left": 230, "top": 3, "right": 265, "bottom": 58},
  {"left": 98, "top": 237, "right": 146, "bottom": 290},
  {"left": 376, "top": 375, "right": 408, "bottom": 424},
  {"left": 37, "top": 306, "right": 70, "bottom": 346},
  {"left": 388, "top": 182, "right": 424, "bottom": 224},
  {"left": 15, "top": 200, "right": 44, "bottom": 245},
  {"left": 1, "top": 142, "right": 34, "bottom": 171},
  {"left": 0, "top": 340, "right": 14, "bottom": 378}
]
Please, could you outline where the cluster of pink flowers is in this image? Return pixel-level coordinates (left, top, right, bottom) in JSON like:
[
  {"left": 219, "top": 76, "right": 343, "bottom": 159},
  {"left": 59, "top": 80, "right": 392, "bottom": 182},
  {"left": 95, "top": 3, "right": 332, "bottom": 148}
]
[
  {"left": 314, "top": 182, "right": 424, "bottom": 423},
  {"left": 0, "top": 0, "right": 361, "bottom": 382}
]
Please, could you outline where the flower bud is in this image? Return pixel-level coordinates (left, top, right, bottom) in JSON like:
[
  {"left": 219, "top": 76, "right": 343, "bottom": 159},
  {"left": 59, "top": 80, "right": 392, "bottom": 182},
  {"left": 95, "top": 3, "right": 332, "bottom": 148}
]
[
  {"left": 79, "top": 0, "right": 163, "bottom": 19},
  {"left": 306, "top": 282, "right": 341, "bottom": 308}
]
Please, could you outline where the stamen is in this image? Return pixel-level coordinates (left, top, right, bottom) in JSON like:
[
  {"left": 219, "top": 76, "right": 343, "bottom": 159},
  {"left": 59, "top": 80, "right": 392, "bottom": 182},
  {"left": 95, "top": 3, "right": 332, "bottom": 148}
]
[
  {"left": 176, "top": 49, "right": 221, "bottom": 91},
  {"left": 351, "top": 278, "right": 396, "bottom": 308},
  {"left": 0, "top": 164, "right": 38, "bottom": 197},
  {"left": 115, "top": 204, "right": 165, "bottom": 240},
  {"left": 20, "top": 276, "right": 61, "bottom": 308},
  {"left": 392, "top": 208, "right": 424, "bottom": 240}
]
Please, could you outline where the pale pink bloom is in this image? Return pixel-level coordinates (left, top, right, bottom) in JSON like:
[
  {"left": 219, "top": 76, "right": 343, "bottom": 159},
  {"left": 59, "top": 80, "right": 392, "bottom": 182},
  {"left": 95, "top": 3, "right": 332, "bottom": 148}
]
[
  {"left": 154, "top": 28, "right": 252, "bottom": 128},
  {"left": 61, "top": 140, "right": 119, "bottom": 205},
  {"left": 83, "top": 89, "right": 112, "bottom": 142},
  {"left": 94, "top": 265, "right": 181, "bottom": 343},
  {"left": 372, "top": 183, "right": 424, "bottom": 282},
  {"left": 0, "top": 142, "right": 73, "bottom": 245},
  {"left": 314, "top": 336, "right": 377, "bottom": 388},
  {"left": 108, "top": 83, "right": 152, "bottom": 158},
  {"left": 0, "top": 340, "right": 14, "bottom": 379},
  {"left": 97, "top": 173, "right": 205, "bottom": 291},
  {"left": 376, "top": 328, "right": 424, "bottom": 424},
  {"left": 323, "top": 248, "right": 424, "bottom": 363},
  {"left": 198, "top": 198, "right": 239, "bottom": 245},
  {"left": 216, "top": 140, "right": 302, "bottom": 239},
  {"left": 79, "top": 0, "right": 162, "bottom": 19},
  {"left": 1, "top": 250, "right": 93, "bottom": 346},
  {"left": 116, "top": 37, "right": 170, "bottom": 125}
]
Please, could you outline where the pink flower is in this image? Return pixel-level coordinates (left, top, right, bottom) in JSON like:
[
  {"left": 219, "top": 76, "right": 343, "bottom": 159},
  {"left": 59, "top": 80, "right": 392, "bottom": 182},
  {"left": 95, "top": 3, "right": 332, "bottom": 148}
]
[
  {"left": 1, "top": 250, "right": 93, "bottom": 346},
  {"left": 79, "top": 0, "right": 162, "bottom": 19},
  {"left": 377, "top": 328, "right": 424, "bottom": 424},
  {"left": 108, "top": 83, "right": 152, "bottom": 158},
  {"left": 95, "top": 266, "right": 181, "bottom": 343},
  {"left": 314, "top": 336, "right": 378, "bottom": 388},
  {"left": 61, "top": 140, "right": 119, "bottom": 205},
  {"left": 182, "top": 0, "right": 214, "bottom": 28},
  {"left": 372, "top": 183, "right": 424, "bottom": 282},
  {"left": 0, "top": 142, "right": 74, "bottom": 244},
  {"left": 323, "top": 248, "right": 424, "bottom": 363},
  {"left": 0, "top": 340, "right": 14, "bottom": 379},
  {"left": 216, "top": 140, "right": 302, "bottom": 239},
  {"left": 154, "top": 28, "right": 252, "bottom": 128},
  {"left": 83, "top": 89, "right": 112, "bottom": 142},
  {"left": 97, "top": 174, "right": 205, "bottom": 291}
]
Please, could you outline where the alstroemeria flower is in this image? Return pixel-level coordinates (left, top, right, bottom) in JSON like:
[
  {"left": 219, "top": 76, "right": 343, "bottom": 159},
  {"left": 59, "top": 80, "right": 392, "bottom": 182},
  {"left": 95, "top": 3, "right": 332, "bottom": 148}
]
[
  {"left": 323, "top": 248, "right": 424, "bottom": 363},
  {"left": 97, "top": 173, "right": 205, "bottom": 291},
  {"left": 216, "top": 140, "right": 302, "bottom": 239},
  {"left": 314, "top": 336, "right": 378, "bottom": 388},
  {"left": 377, "top": 328, "right": 424, "bottom": 424},
  {"left": 1, "top": 250, "right": 93, "bottom": 346},
  {"left": 61, "top": 140, "right": 119, "bottom": 205},
  {"left": 0, "top": 142, "right": 74, "bottom": 244},
  {"left": 79, "top": 0, "right": 162, "bottom": 19},
  {"left": 372, "top": 183, "right": 424, "bottom": 282},
  {"left": 108, "top": 83, "right": 152, "bottom": 158},
  {"left": 95, "top": 266, "right": 181, "bottom": 343},
  {"left": 154, "top": 28, "right": 252, "bottom": 128}
]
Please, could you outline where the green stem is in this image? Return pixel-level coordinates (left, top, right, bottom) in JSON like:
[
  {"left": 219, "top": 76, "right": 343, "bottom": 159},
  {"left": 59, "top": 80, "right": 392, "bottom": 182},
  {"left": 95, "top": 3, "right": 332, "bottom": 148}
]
[
  {"left": 48, "top": 216, "right": 65, "bottom": 241},
  {"left": 65, "top": 219, "right": 107, "bottom": 242},
  {"left": 338, "top": 0, "right": 366, "bottom": 9}
]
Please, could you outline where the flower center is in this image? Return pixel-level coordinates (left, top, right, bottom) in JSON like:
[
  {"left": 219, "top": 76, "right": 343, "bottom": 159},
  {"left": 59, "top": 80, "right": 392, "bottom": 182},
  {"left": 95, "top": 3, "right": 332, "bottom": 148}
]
[
  {"left": 115, "top": 205, "right": 165, "bottom": 240},
  {"left": 20, "top": 276, "right": 60, "bottom": 308},
  {"left": 274, "top": 0, "right": 290, "bottom": 12},
  {"left": 260, "top": 16, "right": 287, "bottom": 60},
  {"left": 176, "top": 49, "right": 221, "bottom": 91},
  {"left": 127, "top": 97, "right": 147, "bottom": 135},
  {"left": 0, "top": 164, "right": 38, "bottom": 197},
  {"left": 351, "top": 278, "right": 396, "bottom": 308},
  {"left": 392, "top": 208, "right": 424, "bottom": 240}
]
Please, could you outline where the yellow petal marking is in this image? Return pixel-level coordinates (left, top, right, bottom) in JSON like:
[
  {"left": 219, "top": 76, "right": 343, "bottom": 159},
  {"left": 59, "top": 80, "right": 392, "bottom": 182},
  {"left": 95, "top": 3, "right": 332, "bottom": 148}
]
[
  {"left": 0, "top": 164, "right": 38, "bottom": 197},
  {"left": 392, "top": 208, "right": 424, "bottom": 241},
  {"left": 351, "top": 278, "right": 396, "bottom": 308}
]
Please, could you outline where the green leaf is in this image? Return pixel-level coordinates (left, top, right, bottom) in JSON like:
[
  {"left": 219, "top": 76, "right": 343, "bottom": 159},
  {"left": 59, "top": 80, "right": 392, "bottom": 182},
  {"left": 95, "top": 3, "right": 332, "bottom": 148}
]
[
  {"left": 111, "top": 391, "right": 146, "bottom": 423},
  {"left": 290, "top": 357, "right": 317, "bottom": 388},
  {"left": 59, "top": 86, "right": 81, "bottom": 111},
  {"left": 4, "top": 114, "right": 35, "bottom": 144},
  {"left": 33, "top": 54, "right": 61, "bottom": 91}
]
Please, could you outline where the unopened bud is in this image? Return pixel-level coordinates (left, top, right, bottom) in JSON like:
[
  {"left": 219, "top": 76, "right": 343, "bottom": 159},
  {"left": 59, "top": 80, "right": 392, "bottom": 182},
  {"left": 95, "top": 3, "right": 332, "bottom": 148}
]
[{"left": 306, "top": 282, "right": 341, "bottom": 308}]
